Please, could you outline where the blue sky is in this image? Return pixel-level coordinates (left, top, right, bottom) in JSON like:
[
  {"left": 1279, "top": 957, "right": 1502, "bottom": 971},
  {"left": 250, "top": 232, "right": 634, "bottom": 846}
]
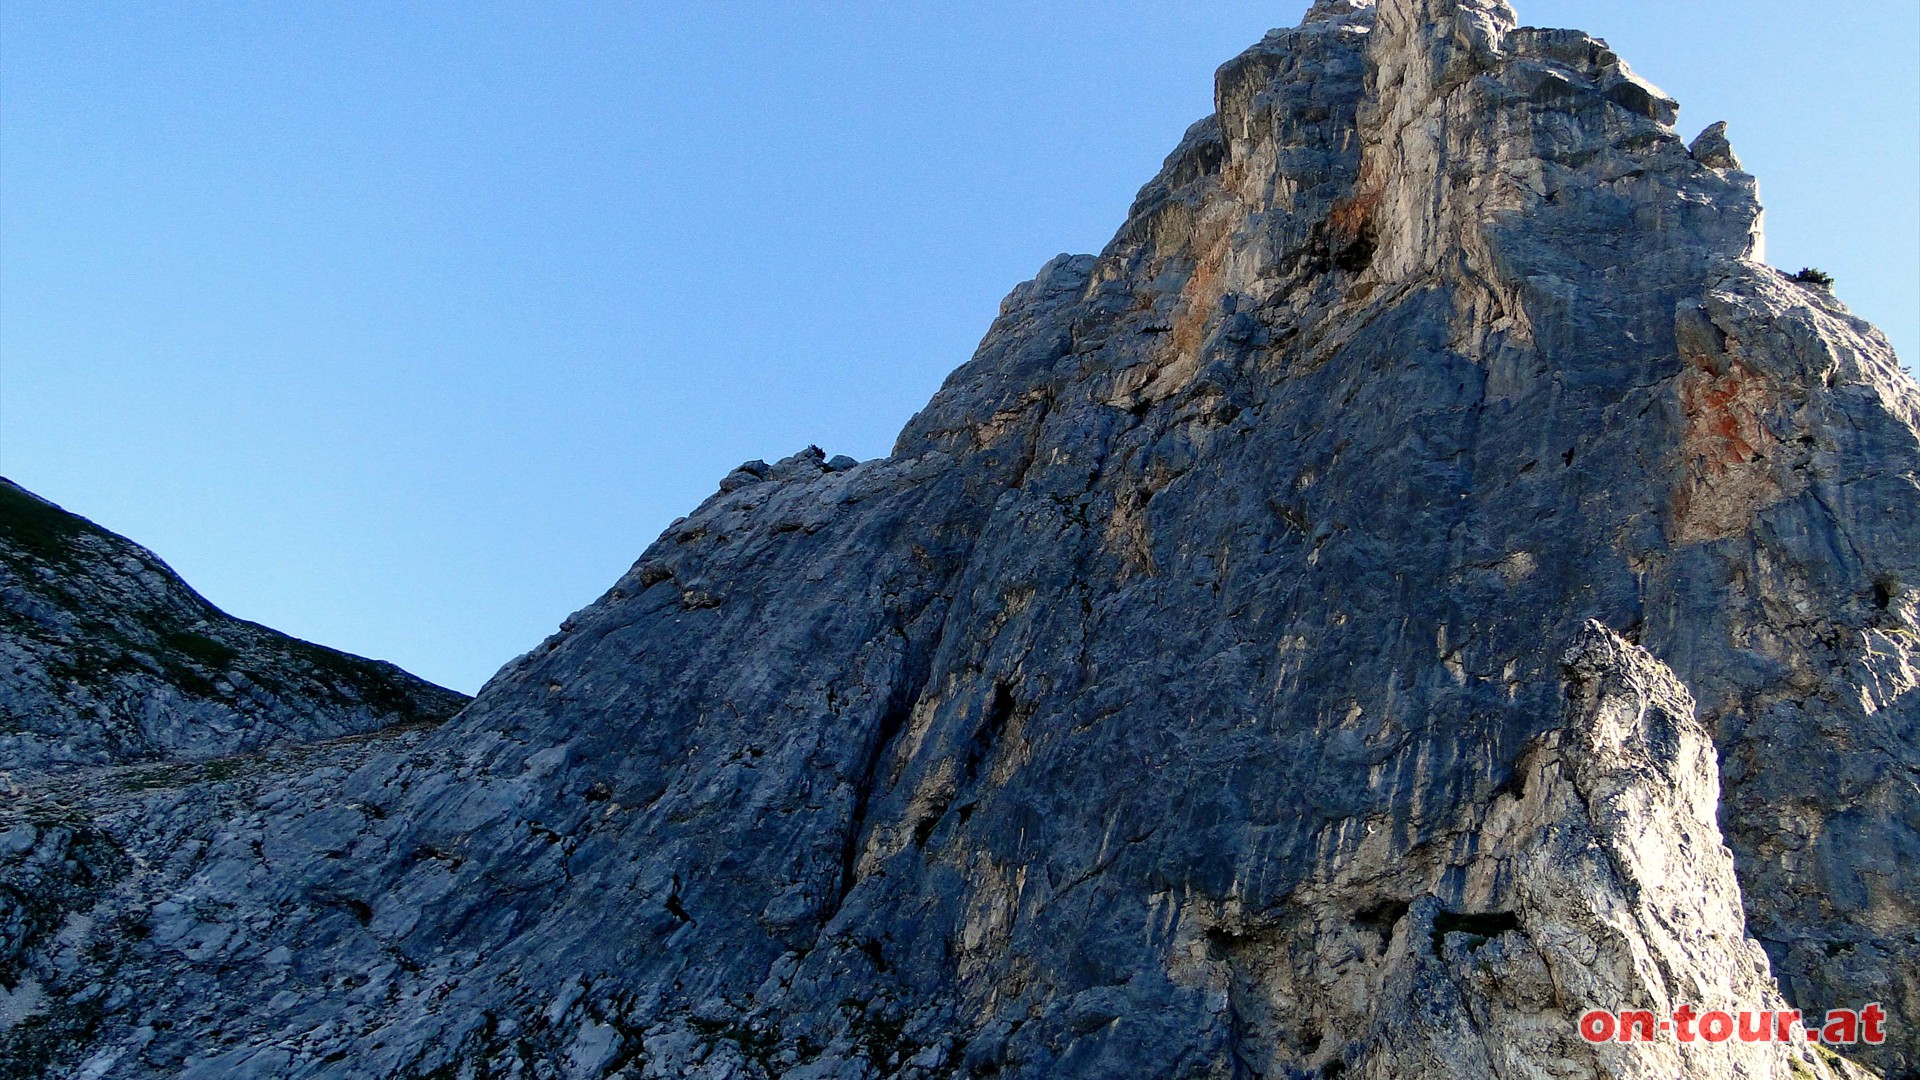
[{"left": 3, "top": 1, "right": 1915, "bottom": 694}]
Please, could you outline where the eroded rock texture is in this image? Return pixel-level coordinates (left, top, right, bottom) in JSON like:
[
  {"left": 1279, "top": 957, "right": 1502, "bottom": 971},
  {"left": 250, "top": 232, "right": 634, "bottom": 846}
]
[{"left": 5, "top": 0, "right": 1916, "bottom": 1077}]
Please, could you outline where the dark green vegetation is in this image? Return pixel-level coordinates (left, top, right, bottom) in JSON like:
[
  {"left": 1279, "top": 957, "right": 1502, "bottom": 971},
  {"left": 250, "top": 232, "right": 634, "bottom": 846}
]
[{"left": 0, "top": 480, "right": 97, "bottom": 571}]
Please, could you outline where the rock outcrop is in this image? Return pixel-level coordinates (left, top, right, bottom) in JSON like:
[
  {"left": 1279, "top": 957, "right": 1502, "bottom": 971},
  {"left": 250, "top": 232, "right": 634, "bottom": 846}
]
[
  {"left": 1115, "top": 618, "right": 1886, "bottom": 1080},
  {"left": 5, "top": 0, "right": 1916, "bottom": 1077},
  {"left": 0, "top": 478, "right": 468, "bottom": 768}
]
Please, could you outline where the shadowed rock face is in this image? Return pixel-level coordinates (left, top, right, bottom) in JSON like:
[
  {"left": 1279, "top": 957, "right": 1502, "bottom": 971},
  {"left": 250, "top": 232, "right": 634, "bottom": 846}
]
[
  {"left": 0, "top": 479, "right": 468, "bottom": 770},
  {"left": 4, "top": 0, "right": 1916, "bottom": 1077}
]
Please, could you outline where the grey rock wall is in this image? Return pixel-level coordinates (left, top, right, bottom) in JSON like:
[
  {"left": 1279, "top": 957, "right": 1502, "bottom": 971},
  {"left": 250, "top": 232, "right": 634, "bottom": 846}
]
[{"left": 5, "top": 0, "right": 1915, "bottom": 1076}]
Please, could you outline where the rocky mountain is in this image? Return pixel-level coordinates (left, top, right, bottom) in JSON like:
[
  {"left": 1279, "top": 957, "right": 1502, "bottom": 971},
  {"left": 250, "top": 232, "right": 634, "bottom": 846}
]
[
  {"left": 3, "top": 0, "right": 1916, "bottom": 1077},
  {"left": 0, "top": 478, "right": 468, "bottom": 769}
]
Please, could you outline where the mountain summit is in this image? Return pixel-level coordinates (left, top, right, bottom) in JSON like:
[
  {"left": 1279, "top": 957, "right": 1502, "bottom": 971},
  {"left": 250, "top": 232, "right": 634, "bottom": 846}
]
[{"left": 4, "top": 1, "right": 1915, "bottom": 1077}]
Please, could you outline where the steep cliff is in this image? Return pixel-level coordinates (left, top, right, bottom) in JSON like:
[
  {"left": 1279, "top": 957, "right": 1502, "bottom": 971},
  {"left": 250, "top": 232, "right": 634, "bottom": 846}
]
[{"left": 5, "top": 0, "right": 1916, "bottom": 1077}]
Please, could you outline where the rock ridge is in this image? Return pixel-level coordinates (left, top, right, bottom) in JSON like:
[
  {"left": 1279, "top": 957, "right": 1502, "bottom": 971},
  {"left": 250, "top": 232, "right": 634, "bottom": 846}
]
[{"left": 0, "top": 478, "right": 468, "bottom": 772}]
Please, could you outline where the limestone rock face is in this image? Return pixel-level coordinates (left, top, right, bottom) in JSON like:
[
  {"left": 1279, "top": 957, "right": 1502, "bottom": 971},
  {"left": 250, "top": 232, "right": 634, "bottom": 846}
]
[
  {"left": 6, "top": 0, "right": 1917, "bottom": 1077},
  {"left": 1187, "top": 619, "right": 1880, "bottom": 1080},
  {"left": 0, "top": 479, "right": 467, "bottom": 770}
]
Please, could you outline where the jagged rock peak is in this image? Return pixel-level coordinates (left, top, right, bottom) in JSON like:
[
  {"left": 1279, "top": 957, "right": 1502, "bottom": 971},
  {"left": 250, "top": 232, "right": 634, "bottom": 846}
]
[
  {"left": 1690, "top": 119, "right": 1743, "bottom": 170},
  {"left": 1301, "top": 0, "right": 1376, "bottom": 26}
]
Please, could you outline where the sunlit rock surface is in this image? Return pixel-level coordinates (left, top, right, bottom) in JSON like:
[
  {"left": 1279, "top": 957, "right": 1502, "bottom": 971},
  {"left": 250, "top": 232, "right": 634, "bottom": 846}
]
[{"left": 5, "top": 0, "right": 1915, "bottom": 1076}]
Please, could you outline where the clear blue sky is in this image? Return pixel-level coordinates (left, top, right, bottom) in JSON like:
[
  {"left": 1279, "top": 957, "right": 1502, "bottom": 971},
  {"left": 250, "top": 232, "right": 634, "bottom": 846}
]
[{"left": 3, "top": 2, "right": 1915, "bottom": 694}]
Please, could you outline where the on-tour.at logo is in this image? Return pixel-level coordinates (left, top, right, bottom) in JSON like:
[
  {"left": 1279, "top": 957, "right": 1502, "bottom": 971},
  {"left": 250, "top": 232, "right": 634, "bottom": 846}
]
[{"left": 1578, "top": 1004, "right": 1888, "bottom": 1046}]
